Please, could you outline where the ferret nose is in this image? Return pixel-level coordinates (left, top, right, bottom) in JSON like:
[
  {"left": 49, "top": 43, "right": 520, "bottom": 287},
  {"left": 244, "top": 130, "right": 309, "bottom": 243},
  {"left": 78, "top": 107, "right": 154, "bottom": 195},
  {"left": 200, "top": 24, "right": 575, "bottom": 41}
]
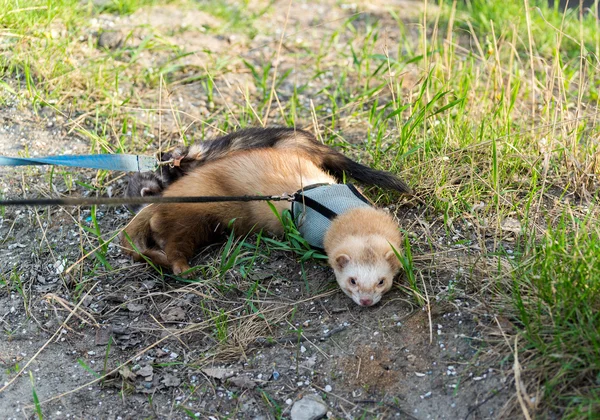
[{"left": 359, "top": 298, "right": 373, "bottom": 306}]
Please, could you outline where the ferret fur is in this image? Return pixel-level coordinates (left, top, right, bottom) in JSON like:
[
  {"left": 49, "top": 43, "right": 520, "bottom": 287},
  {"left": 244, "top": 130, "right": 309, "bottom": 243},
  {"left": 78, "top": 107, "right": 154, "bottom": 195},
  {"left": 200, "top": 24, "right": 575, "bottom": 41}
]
[
  {"left": 124, "top": 127, "right": 411, "bottom": 213},
  {"left": 121, "top": 148, "right": 402, "bottom": 306}
]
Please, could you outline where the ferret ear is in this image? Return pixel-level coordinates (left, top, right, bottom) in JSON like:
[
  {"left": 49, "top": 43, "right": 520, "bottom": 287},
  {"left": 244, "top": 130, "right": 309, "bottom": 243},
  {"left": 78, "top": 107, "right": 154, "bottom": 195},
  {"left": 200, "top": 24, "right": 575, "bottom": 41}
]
[
  {"left": 334, "top": 254, "right": 351, "bottom": 269},
  {"left": 171, "top": 146, "right": 187, "bottom": 159},
  {"left": 159, "top": 150, "right": 173, "bottom": 162},
  {"left": 385, "top": 250, "right": 400, "bottom": 270},
  {"left": 140, "top": 187, "right": 158, "bottom": 197}
]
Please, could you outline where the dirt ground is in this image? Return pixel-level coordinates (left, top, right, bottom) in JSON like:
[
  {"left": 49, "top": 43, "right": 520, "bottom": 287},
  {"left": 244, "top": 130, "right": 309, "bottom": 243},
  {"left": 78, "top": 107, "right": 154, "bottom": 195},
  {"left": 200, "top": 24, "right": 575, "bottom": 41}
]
[
  {"left": 0, "top": 1, "right": 516, "bottom": 419},
  {"left": 0, "top": 105, "right": 512, "bottom": 420}
]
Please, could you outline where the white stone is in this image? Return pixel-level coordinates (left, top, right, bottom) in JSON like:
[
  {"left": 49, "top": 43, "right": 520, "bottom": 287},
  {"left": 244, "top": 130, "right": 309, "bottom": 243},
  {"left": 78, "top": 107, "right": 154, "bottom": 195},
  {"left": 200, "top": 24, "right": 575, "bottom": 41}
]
[{"left": 290, "top": 394, "right": 328, "bottom": 420}]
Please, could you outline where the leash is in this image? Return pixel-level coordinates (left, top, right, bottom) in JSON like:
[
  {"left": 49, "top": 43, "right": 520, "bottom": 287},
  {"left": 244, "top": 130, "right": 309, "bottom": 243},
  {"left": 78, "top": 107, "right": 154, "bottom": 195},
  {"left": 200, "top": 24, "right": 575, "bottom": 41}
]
[
  {"left": 0, "top": 193, "right": 298, "bottom": 208},
  {"left": 0, "top": 184, "right": 361, "bottom": 220},
  {"left": 0, "top": 154, "right": 157, "bottom": 172}
]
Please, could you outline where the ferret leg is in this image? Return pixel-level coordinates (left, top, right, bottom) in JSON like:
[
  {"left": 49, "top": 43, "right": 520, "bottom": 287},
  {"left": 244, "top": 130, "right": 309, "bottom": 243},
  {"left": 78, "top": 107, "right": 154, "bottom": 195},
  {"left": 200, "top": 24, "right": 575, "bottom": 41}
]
[
  {"left": 165, "top": 247, "right": 192, "bottom": 275},
  {"left": 142, "top": 249, "right": 171, "bottom": 267},
  {"left": 166, "top": 220, "right": 220, "bottom": 275}
]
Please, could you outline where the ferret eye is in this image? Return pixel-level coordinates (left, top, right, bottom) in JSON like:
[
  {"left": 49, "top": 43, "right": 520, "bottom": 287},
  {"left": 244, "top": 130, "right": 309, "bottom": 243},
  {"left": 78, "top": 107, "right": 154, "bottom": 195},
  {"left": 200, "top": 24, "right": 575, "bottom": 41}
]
[
  {"left": 378, "top": 278, "right": 385, "bottom": 286},
  {"left": 349, "top": 277, "right": 357, "bottom": 286}
]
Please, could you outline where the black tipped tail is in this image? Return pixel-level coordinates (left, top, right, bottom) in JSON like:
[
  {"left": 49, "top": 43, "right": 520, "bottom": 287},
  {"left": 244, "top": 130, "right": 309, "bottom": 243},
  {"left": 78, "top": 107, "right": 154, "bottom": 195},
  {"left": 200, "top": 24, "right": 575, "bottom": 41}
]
[{"left": 322, "top": 152, "right": 412, "bottom": 194}]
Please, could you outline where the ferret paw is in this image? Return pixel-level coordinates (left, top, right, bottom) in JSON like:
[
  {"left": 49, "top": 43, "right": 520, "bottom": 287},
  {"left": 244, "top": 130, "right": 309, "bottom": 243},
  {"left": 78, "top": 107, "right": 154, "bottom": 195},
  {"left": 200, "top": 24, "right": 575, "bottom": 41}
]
[{"left": 172, "top": 261, "right": 192, "bottom": 277}]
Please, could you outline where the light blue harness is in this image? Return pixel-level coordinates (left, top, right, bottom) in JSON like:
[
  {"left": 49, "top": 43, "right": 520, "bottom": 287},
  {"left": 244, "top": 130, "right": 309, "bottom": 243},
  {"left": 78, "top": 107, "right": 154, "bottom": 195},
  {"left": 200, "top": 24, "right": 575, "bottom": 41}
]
[{"left": 291, "top": 184, "right": 371, "bottom": 250}]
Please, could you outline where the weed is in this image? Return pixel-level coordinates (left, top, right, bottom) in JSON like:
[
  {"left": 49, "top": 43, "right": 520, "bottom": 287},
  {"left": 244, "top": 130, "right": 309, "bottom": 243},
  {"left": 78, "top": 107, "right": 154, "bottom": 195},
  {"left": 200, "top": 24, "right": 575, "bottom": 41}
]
[
  {"left": 3, "top": 268, "right": 29, "bottom": 316},
  {"left": 392, "top": 239, "right": 423, "bottom": 307},
  {"left": 77, "top": 358, "right": 100, "bottom": 378},
  {"left": 264, "top": 203, "right": 327, "bottom": 262},
  {"left": 259, "top": 388, "right": 283, "bottom": 419},
  {"left": 29, "top": 371, "right": 43, "bottom": 420},
  {"left": 213, "top": 309, "right": 229, "bottom": 343},
  {"left": 243, "top": 59, "right": 292, "bottom": 112},
  {"left": 79, "top": 205, "right": 113, "bottom": 270},
  {"left": 177, "top": 406, "right": 201, "bottom": 418},
  {"left": 218, "top": 225, "right": 250, "bottom": 280},
  {"left": 4, "top": 360, "right": 20, "bottom": 375}
]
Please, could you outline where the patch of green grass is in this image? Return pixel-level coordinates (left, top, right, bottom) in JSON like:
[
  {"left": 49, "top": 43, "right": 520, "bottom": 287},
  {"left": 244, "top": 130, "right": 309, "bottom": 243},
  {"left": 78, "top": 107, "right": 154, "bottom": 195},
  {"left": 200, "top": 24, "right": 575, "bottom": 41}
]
[
  {"left": 212, "top": 309, "right": 229, "bottom": 343},
  {"left": 91, "top": 0, "right": 169, "bottom": 15},
  {"left": 263, "top": 204, "right": 327, "bottom": 262},
  {"left": 195, "top": 0, "right": 270, "bottom": 37},
  {"left": 0, "top": 0, "right": 215, "bottom": 153},
  {"left": 513, "top": 215, "right": 600, "bottom": 416},
  {"left": 242, "top": 59, "right": 293, "bottom": 112},
  {"left": 452, "top": 0, "right": 600, "bottom": 59}
]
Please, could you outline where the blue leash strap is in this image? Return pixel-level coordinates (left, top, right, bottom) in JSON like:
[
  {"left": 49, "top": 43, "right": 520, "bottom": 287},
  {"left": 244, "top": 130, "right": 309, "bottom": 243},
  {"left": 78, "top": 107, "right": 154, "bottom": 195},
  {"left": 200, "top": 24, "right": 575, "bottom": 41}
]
[{"left": 0, "top": 154, "right": 157, "bottom": 172}]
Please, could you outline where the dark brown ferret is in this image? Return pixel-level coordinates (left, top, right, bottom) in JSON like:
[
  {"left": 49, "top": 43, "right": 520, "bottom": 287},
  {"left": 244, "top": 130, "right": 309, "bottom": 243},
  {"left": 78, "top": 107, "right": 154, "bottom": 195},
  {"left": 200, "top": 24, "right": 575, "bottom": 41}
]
[
  {"left": 121, "top": 148, "right": 402, "bottom": 306},
  {"left": 124, "top": 127, "right": 411, "bottom": 213}
]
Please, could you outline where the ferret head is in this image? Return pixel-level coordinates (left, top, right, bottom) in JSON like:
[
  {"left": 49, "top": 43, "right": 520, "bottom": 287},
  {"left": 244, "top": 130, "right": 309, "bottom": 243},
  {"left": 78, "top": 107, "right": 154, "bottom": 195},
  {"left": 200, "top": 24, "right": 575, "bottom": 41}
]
[
  {"left": 329, "top": 236, "right": 401, "bottom": 307},
  {"left": 125, "top": 173, "right": 164, "bottom": 214},
  {"left": 126, "top": 172, "right": 163, "bottom": 198}
]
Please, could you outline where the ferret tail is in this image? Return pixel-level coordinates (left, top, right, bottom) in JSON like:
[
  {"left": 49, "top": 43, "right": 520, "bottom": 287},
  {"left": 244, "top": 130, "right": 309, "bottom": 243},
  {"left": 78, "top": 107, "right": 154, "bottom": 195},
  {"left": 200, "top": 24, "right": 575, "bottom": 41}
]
[{"left": 322, "top": 152, "right": 412, "bottom": 194}]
